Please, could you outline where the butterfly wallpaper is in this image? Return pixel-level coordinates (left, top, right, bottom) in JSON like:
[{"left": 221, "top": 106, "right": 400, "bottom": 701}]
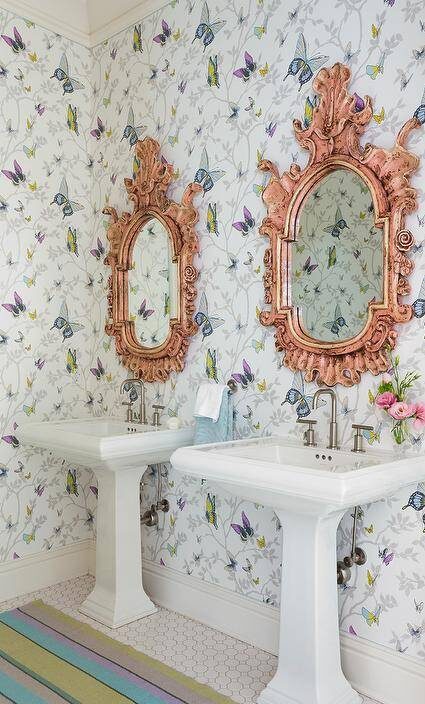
[{"left": 1, "top": 0, "right": 425, "bottom": 664}]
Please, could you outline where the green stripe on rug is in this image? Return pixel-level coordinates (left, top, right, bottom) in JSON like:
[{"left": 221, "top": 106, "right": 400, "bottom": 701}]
[{"left": 0, "top": 670, "right": 48, "bottom": 704}]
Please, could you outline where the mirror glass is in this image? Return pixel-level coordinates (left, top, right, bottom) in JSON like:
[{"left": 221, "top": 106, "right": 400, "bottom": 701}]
[
  {"left": 290, "top": 168, "right": 384, "bottom": 343},
  {"left": 128, "top": 217, "right": 177, "bottom": 348}
]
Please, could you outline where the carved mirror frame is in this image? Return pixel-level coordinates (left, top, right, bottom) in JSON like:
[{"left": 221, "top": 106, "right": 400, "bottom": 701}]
[
  {"left": 104, "top": 137, "right": 202, "bottom": 382},
  {"left": 259, "top": 63, "right": 422, "bottom": 387}
]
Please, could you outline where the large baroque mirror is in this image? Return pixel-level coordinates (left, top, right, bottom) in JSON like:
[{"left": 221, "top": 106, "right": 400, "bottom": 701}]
[
  {"left": 259, "top": 63, "right": 422, "bottom": 387},
  {"left": 104, "top": 137, "right": 201, "bottom": 382}
]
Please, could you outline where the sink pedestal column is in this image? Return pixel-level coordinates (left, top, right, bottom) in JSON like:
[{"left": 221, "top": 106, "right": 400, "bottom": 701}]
[
  {"left": 258, "top": 509, "right": 361, "bottom": 704},
  {"left": 79, "top": 464, "right": 157, "bottom": 628}
]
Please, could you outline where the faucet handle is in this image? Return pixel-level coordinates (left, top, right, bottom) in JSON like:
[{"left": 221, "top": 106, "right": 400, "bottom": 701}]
[
  {"left": 351, "top": 424, "right": 374, "bottom": 453},
  {"left": 122, "top": 401, "right": 134, "bottom": 423},
  {"left": 297, "top": 418, "right": 317, "bottom": 447},
  {"left": 152, "top": 404, "right": 165, "bottom": 427}
]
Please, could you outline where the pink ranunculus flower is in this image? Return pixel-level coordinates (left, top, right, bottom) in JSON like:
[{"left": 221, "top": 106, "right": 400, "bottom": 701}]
[
  {"left": 375, "top": 392, "right": 397, "bottom": 409},
  {"left": 412, "top": 402, "right": 425, "bottom": 429},
  {"left": 387, "top": 402, "right": 415, "bottom": 420}
]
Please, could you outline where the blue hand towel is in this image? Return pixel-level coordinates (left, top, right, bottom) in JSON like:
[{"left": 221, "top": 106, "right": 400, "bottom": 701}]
[{"left": 194, "top": 387, "right": 233, "bottom": 444}]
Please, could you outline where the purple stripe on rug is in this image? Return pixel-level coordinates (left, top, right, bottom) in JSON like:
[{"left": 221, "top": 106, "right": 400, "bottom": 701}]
[{"left": 13, "top": 609, "right": 182, "bottom": 704}]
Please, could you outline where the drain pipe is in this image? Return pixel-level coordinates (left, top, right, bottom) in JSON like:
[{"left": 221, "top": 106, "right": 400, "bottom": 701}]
[
  {"left": 337, "top": 506, "right": 367, "bottom": 585},
  {"left": 140, "top": 464, "right": 169, "bottom": 527}
]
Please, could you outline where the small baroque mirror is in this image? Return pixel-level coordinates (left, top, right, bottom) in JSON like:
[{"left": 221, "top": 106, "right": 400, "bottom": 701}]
[
  {"left": 259, "top": 63, "right": 422, "bottom": 387},
  {"left": 104, "top": 137, "right": 201, "bottom": 382}
]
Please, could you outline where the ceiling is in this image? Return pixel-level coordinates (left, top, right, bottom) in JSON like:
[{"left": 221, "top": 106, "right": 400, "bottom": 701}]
[{"left": 0, "top": 0, "right": 162, "bottom": 47}]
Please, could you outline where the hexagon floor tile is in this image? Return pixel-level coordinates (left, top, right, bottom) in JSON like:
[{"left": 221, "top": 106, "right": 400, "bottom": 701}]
[{"left": 0, "top": 575, "right": 383, "bottom": 704}]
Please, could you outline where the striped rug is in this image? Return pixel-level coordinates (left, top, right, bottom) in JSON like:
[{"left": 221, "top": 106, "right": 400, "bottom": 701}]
[{"left": 0, "top": 601, "right": 237, "bottom": 704}]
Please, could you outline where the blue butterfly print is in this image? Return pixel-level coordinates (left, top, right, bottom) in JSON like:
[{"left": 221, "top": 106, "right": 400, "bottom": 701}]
[
  {"left": 231, "top": 359, "right": 254, "bottom": 388},
  {"left": 193, "top": 2, "right": 226, "bottom": 51},
  {"left": 51, "top": 54, "right": 85, "bottom": 94},
  {"left": 194, "top": 148, "right": 225, "bottom": 194},
  {"left": 282, "top": 371, "right": 312, "bottom": 418},
  {"left": 412, "top": 276, "right": 425, "bottom": 318},
  {"left": 51, "top": 301, "right": 84, "bottom": 341},
  {"left": 402, "top": 490, "right": 425, "bottom": 511},
  {"left": 324, "top": 304, "right": 348, "bottom": 336},
  {"left": 195, "top": 292, "right": 224, "bottom": 339},
  {"left": 284, "top": 34, "right": 328, "bottom": 90},
  {"left": 51, "top": 177, "right": 84, "bottom": 218},
  {"left": 122, "top": 107, "right": 145, "bottom": 147},
  {"left": 414, "top": 89, "right": 425, "bottom": 125}
]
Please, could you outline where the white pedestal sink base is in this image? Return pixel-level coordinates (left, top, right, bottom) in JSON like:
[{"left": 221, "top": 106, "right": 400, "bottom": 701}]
[
  {"left": 80, "top": 464, "right": 157, "bottom": 628},
  {"left": 258, "top": 509, "right": 361, "bottom": 704}
]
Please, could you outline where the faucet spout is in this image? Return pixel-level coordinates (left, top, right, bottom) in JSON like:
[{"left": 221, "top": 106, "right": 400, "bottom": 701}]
[
  {"left": 120, "top": 377, "right": 147, "bottom": 425},
  {"left": 312, "top": 388, "right": 339, "bottom": 450}
]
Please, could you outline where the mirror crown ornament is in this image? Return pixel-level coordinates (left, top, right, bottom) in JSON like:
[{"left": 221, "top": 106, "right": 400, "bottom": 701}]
[
  {"left": 103, "top": 137, "right": 201, "bottom": 382},
  {"left": 258, "top": 62, "right": 422, "bottom": 387}
]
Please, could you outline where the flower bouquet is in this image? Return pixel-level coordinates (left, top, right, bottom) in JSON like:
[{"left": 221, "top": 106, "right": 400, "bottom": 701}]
[{"left": 371, "top": 353, "right": 425, "bottom": 445}]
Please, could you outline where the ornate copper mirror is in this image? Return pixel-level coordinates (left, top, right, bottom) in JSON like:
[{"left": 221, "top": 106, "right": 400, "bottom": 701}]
[
  {"left": 259, "top": 63, "right": 422, "bottom": 387},
  {"left": 104, "top": 137, "right": 201, "bottom": 382}
]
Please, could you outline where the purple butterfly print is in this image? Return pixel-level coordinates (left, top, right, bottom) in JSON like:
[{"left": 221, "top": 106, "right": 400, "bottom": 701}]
[
  {"left": 35, "top": 358, "right": 45, "bottom": 370},
  {"left": 35, "top": 103, "right": 45, "bottom": 116},
  {"left": 110, "top": 173, "right": 117, "bottom": 185},
  {"left": 160, "top": 557, "right": 166, "bottom": 566},
  {"left": 384, "top": 0, "right": 395, "bottom": 5},
  {"left": 233, "top": 52, "right": 256, "bottom": 81},
  {"left": 138, "top": 299, "right": 155, "bottom": 319},
  {"left": 2, "top": 160, "right": 25, "bottom": 185},
  {"left": 177, "top": 497, "right": 186, "bottom": 510},
  {"left": 90, "top": 238, "right": 105, "bottom": 260},
  {"left": 232, "top": 207, "right": 255, "bottom": 235},
  {"left": 90, "top": 117, "right": 105, "bottom": 140},
  {"left": 303, "top": 257, "right": 318, "bottom": 275},
  {"left": 35, "top": 231, "right": 46, "bottom": 243},
  {"left": 2, "top": 434, "right": 19, "bottom": 448},
  {"left": 266, "top": 122, "right": 277, "bottom": 137},
  {"left": 348, "top": 626, "right": 358, "bottom": 636},
  {"left": 379, "top": 547, "right": 395, "bottom": 566},
  {"left": 2, "top": 291, "right": 25, "bottom": 317},
  {"left": 153, "top": 20, "right": 171, "bottom": 45},
  {"left": 231, "top": 511, "right": 254, "bottom": 541},
  {"left": 110, "top": 47, "right": 117, "bottom": 60},
  {"left": 178, "top": 80, "right": 187, "bottom": 94},
  {"left": 90, "top": 357, "right": 105, "bottom": 379},
  {"left": 1, "top": 26, "right": 25, "bottom": 53},
  {"left": 231, "top": 359, "right": 254, "bottom": 388},
  {"left": 35, "top": 484, "right": 45, "bottom": 496},
  {"left": 90, "top": 485, "right": 98, "bottom": 498}
]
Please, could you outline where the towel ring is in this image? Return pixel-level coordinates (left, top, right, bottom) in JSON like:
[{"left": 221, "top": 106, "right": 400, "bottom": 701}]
[{"left": 227, "top": 379, "right": 238, "bottom": 394}]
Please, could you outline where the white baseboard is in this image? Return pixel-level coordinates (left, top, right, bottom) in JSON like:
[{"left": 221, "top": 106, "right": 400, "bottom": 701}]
[
  {"left": 142, "top": 559, "right": 425, "bottom": 704},
  {"left": 0, "top": 539, "right": 94, "bottom": 602},
  {"left": 2, "top": 543, "right": 423, "bottom": 704}
]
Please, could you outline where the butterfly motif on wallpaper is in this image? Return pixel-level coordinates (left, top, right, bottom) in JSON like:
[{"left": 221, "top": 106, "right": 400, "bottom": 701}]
[
  {"left": 205, "top": 348, "right": 218, "bottom": 382},
  {"left": 133, "top": 24, "right": 143, "bottom": 52},
  {"left": 324, "top": 304, "right": 348, "bottom": 336},
  {"left": 233, "top": 52, "right": 256, "bottom": 81},
  {"left": 231, "top": 359, "right": 254, "bottom": 388},
  {"left": 232, "top": 206, "right": 255, "bottom": 235},
  {"left": 67, "top": 227, "right": 78, "bottom": 256},
  {"left": 66, "top": 104, "right": 79, "bottom": 134},
  {"left": 195, "top": 292, "right": 224, "bottom": 340},
  {"left": 402, "top": 490, "right": 425, "bottom": 511},
  {"left": 90, "top": 237, "right": 105, "bottom": 260},
  {"left": 284, "top": 33, "right": 328, "bottom": 89},
  {"left": 231, "top": 511, "right": 254, "bottom": 541},
  {"left": 379, "top": 547, "right": 395, "bottom": 566},
  {"left": 66, "top": 348, "right": 77, "bottom": 374},
  {"left": 207, "top": 55, "right": 219, "bottom": 86},
  {"left": 2, "top": 160, "right": 25, "bottom": 185},
  {"left": 66, "top": 468, "right": 78, "bottom": 496},
  {"left": 137, "top": 299, "right": 155, "bottom": 320},
  {"left": 2, "top": 291, "right": 25, "bottom": 317},
  {"left": 324, "top": 206, "right": 348, "bottom": 238},
  {"left": 205, "top": 493, "right": 218, "bottom": 529},
  {"left": 90, "top": 358, "right": 105, "bottom": 380},
  {"left": 51, "top": 177, "right": 84, "bottom": 218},
  {"left": 362, "top": 606, "right": 381, "bottom": 627},
  {"left": 90, "top": 117, "right": 106, "bottom": 140},
  {"left": 412, "top": 275, "right": 425, "bottom": 318},
  {"left": 122, "top": 107, "right": 146, "bottom": 147},
  {"left": 193, "top": 2, "right": 226, "bottom": 51},
  {"left": 206, "top": 202, "right": 219, "bottom": 235},
  {"left": 366, "top": 53, "right": 385, "bottom": 80},
  {"left": 414, "top": 89, "right": 425, "bottom": 125},
  {"left": 51, "top": 301, "right": 84, "bottom": 341},
  {"left": 282, "top": 371, "right": 313, "bottom": 418},
  {"left": 153, "top": 20, "right": 172, "bottom": 45},
  {"left": 194, "top": 147, "right": 225, "bottom": 194},
  {"left": 51, "top": 54, "right": 85, "bottom": 94},
  {"left": 2, "top": 26, "right": 25, "bottom": 53}
]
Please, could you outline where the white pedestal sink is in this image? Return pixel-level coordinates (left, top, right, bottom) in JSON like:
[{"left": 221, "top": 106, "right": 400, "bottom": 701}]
[
  {"left": 171, "top": 436, "right": 425, "bottom": 704},
  {"left": 20, "top": 417, "right": 193, "bottom": 628}
]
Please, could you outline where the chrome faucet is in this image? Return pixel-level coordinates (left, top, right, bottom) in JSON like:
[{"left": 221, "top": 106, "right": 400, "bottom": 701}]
[
  {"left": 120, "top": 378, "right": 147, "bottom": 424},
  {"left": 312, "top": 388, "right": 339, "bottom": 450}
]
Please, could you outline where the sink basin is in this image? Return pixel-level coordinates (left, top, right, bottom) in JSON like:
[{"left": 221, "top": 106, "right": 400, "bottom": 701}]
[
  {"left": 171, "top": 436, "right": 425, "bottom": 704},
  {"left": 21, "top": 417, "right": 193, "bottom": 628}
]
